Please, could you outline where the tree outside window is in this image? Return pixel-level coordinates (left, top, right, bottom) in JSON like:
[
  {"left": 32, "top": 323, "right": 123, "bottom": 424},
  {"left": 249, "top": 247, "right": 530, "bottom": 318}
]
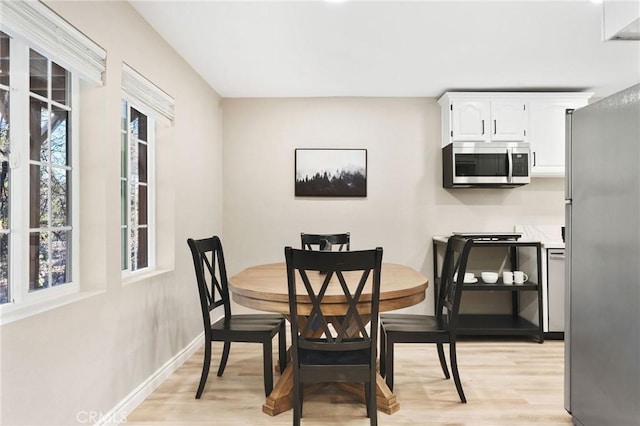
[
  {"left": 0, "top": 32, "right": 10, "bottom": 304},
  {"left": 28, "top": 49, "right": 72, "bottom": 292},
  {"left": 121, "top": 101, "right": 153, "bottom": 273},
  {"left": 0, "top": 31, "right": 75, "bottom": 306}
]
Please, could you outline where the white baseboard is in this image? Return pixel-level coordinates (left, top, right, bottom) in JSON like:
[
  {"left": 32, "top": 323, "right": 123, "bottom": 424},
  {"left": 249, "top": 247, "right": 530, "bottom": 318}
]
[{"left": 96, "top": 332, "right": 204, "bottom": 426}]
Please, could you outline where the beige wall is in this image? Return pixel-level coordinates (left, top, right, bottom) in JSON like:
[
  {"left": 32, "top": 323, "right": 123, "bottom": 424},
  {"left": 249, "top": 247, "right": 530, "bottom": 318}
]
[
  {"left": 0, "top": 3, "right": 567, "bottom": 424},
  {"left": 0, "top": 2, "right": 222, "bottom": 425},
  {"left": 222, "top": 97, "right": 565, "bottom": 313}
]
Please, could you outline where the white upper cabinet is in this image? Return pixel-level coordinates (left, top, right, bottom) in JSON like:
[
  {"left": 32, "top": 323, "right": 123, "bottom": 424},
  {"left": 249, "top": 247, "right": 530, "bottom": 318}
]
[
  {"left": 490, "top": 100, "right": 527, "bottom": 141},
  {"left": 528, "top": 95, "right": 591, "bottom": 177},
  {"left": 440, "top": 93, "right": 527, "bottom": 144},
  {"left": 439, "top": 92, "right": 593, "bottom": 177},
  {"left": 450, "top": 100, "right": 490, "bottom": 141}
]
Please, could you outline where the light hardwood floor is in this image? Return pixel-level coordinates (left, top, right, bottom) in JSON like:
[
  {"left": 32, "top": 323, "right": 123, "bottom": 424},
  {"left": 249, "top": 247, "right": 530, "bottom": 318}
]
[{"left": 126, "top": 338, "right": 571, "bottom": 425}]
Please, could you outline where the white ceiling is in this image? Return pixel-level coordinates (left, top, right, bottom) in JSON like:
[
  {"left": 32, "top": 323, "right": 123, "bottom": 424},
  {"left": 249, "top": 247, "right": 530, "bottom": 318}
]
[{"left": 129, "top": 0, "right": 640, "bottom": 99}]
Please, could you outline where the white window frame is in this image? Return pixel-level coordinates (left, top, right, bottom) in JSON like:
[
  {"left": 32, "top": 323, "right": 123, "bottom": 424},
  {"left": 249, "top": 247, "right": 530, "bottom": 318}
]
[
  {"left": 0, "top": 1, "right": 105, "bottom": 324},
  {"left": 0, "top": 1, "right": 106, "bottom": 86},
  {"left": 0, "top": 34, "right": 80, "bottom": 316},
  {"left": 121, "top": 64, "right": 174, "bottom": 124},
  {"left": 120, "top": 100, "right": 157, "bottom": 278},
  {"left": 120, "top": 64, "right": 173, "bottom": 282}
]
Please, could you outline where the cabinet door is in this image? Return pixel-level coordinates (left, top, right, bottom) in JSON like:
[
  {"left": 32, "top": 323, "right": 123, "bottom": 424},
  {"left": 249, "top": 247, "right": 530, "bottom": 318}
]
[
  {"left": 528, "top": 100, "right": 576, "bottom": 176},
  {"left": 451, "top": 100, "right": 490, "bottom": 142},
  {"left": 491, "top": 100, "right": 527, "bottom": 141}
]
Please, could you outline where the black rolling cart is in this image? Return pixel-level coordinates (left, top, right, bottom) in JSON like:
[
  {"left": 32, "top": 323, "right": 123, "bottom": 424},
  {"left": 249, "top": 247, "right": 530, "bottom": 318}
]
[{"left": 432, "top": 233, "right": 544, "bottom": 343}]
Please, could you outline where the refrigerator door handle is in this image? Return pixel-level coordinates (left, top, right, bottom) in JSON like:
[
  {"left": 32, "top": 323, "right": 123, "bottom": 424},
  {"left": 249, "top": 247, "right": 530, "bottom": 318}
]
[
  {"left": 565, "top": 109, "right": 574, "bottom": 200},
  {"left": 564, "top": 200, "right": 572, "bottom": 412}
]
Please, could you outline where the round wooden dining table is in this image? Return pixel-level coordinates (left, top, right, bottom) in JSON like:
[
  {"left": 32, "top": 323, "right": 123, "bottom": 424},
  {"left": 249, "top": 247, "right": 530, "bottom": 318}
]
[{"left": 228, "top": 262, "right": 428, "bottom": 417}]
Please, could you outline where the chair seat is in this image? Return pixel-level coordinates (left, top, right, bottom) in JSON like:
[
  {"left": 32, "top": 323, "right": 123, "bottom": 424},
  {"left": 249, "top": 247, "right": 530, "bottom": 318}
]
[
  {"left": 381, "top": 314, "right": 448, "bottom": 333},
  {"left": 211, "top": 314, "right": 284, "bottom": 333}
]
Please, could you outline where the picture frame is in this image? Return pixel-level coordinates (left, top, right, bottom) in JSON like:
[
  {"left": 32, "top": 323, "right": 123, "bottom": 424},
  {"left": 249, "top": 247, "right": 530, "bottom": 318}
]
[{"left": 295, "top": 148, "right": 367, "bottom": 197}]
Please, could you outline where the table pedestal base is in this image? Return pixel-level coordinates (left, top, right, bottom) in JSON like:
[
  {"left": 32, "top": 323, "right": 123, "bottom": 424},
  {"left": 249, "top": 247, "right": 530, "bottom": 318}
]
[{"left": 262, "top": 364, "right": 399, "bottom": 416}]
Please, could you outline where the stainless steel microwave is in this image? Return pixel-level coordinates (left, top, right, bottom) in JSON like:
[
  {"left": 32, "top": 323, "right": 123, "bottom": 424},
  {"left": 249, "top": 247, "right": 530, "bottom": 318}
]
[{"left": 442, "top": 142, "right": 531, "bottom": 188}]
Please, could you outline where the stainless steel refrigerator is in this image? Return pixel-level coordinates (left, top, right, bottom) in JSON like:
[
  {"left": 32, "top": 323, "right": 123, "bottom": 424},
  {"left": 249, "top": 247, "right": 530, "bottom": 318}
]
[{"left": 565, "top": 84, "right": 640, "bottom": 426}]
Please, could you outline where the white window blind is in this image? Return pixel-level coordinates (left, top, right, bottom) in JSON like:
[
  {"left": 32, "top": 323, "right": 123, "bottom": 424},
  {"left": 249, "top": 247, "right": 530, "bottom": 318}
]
[
  {"left": 0, "top": 0, "right": 106, "bottom": 85},
  {"left": 122, "top": 63, "right": 175, "bottom": 124}
]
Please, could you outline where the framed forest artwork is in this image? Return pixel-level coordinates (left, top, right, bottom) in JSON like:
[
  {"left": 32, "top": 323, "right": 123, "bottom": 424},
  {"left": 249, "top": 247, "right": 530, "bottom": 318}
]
[{"left": 294, "top": 148, "right": 367, "bottom": 197}]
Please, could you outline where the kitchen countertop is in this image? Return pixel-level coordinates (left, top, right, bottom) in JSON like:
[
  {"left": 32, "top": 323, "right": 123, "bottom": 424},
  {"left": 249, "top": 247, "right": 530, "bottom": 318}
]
[
  {"left": 540, "top": 241, "right": 565, "bottom": 250},
  {"left": 515, "top": 225, "right": 565, "bottom": 250}
]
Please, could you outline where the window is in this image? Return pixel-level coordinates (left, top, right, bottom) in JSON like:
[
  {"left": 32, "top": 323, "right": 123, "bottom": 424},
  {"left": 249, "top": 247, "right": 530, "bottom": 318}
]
[
  {"left": 28, "top": 49, "right": 74, "bottom": 292},
  {"left": 0, "top": 32, "right": 9, "bottom": 304},
  {"left": 0, "top": 2, "right": 105, "bottom": 317},
  {"left": 0, "top": 31, "right": 79, "bottom": 306},
  {"left": 120, "top": 64, "right": 173, "bottom": 278},
  {"left": 121, "top": 101, "right": 155, "bottom": 274}
]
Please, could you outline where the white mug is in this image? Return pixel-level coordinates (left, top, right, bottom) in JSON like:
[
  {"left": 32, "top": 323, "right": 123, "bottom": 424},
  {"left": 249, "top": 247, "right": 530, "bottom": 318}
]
[
  {"left": 514, "top": 271, "right": 528, "bottom": 284},
  {"left": 502, "top": 271, "right": 513, "bottom": 285}
]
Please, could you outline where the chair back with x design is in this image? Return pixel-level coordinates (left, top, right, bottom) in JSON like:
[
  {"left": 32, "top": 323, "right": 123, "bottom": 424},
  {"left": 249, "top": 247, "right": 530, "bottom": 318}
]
[
  {"left": 437, "top": 236, "right": 474, "bottom": 331},
  {"left": 189, "top": 236, "right": 232, "bottom": 330},
  {"left": 300, "top": 232, "right": 351, "bottom": 252},
  {"left": 187, "top": 236, "right": 287, "bottom": 399},
  {"left": 285, "top": 246, "right": 383, "bottom": 425}
]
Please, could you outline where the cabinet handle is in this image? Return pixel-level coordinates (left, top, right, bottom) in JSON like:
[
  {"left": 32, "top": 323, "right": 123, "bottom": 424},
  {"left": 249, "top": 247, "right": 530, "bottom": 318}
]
[
  {"left": 533, "top": 151, "right": 536, "bottom": 166},
  {"left": 481, "top": 120, "right": 485, "bottom": 135},
  {"left": 494, "top": 119, "right": 497, "bottom": 135}
]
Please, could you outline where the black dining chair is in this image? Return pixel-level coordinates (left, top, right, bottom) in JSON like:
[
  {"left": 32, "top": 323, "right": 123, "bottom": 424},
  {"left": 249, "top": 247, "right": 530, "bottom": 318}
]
[
  {"left": 379, "top": 236, "right": 473, "bottom": 403},
  {"left": 300, "top": 232, "right": 350, "bottom": 251},
  {"left": 187, "top": 236, "right": 287, "bottom": 398},
  {"left": 285, "top": 246, "right": 383, "bottom": 426}
]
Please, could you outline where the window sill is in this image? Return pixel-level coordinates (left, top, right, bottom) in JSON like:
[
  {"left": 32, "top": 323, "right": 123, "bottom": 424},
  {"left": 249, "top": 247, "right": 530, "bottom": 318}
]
[
  {"left": 0, "top": 269, "right": 175, "bottom": 325},
  {"left": 122, "top": 268, "right": 174, "bottom": 286},
  {"left": 0, "top": 290, "right": 105, "bottom": 326}
]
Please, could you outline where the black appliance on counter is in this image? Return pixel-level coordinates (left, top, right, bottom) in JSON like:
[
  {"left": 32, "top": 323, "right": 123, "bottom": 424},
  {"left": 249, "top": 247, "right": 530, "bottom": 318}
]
[{"left": 452, "top": 232, "right": 522, "bottom": 240}]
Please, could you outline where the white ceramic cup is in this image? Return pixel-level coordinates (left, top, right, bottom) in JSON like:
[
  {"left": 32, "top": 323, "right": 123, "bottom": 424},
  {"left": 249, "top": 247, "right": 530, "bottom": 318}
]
[
  {"left": 502, "top": 271, "right": 514, "bottom": 285},
  {"left": 514, "top": 271, "right": 528, "bottom": 284}
]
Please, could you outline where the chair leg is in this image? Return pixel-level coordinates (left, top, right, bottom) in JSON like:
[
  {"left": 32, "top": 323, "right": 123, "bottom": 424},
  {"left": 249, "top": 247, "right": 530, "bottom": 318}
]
[
  {"left": 278, "top": 321, "right": 287, "bottom": 372},
  {"left": 449, "top": 341, "right": 467, "bottom": 403},
  {"left": 217, "top": 341, "right": 231, "bottom": 377},
  {"left": 364, "top": 382, "right": 371, "bottom": 418},
  {"left": 369, "top": 378, "right": 378, "bottom": 426},
  {"left": 262, "top": 339, "right": 274, "bottom": 396},
  {"left": 293, "top": 381, "right": 302, "bottom": 426},
  {"left": 299, "top": 383, "right": 304, "bottom": 415},
  {"left": 195, "top": 340, "right": 211, "bottom": 399},
  {"left": 385, "top": 336, "right": 395, "bottom": 392},
  {"left": 437, "top": 342, "right": 450, "bottom": 379},
  {"left": 379, "top": 325, "right": 386, "bottom": 377}
]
